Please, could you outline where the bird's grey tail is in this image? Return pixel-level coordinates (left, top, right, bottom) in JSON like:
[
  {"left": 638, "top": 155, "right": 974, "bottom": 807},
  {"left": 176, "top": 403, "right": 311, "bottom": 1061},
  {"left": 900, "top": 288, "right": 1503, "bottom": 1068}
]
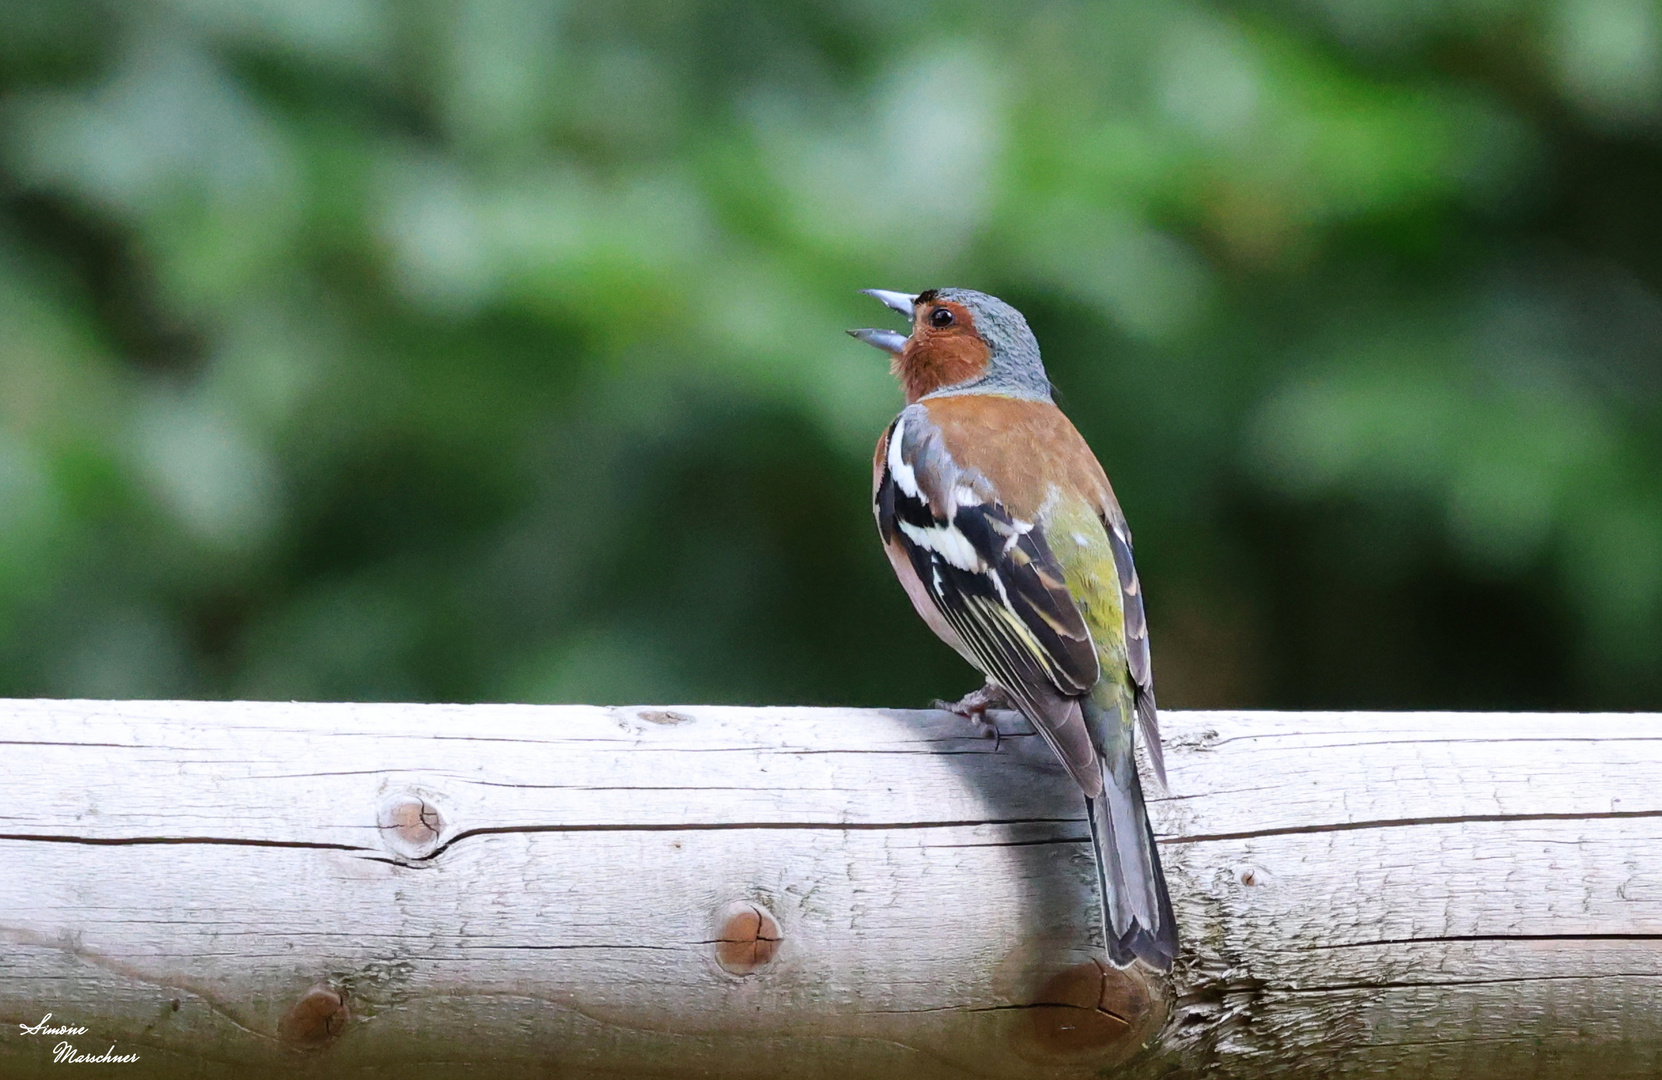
[{"left": 1085, "top": 746, "right": 1178, "bottom": 970}]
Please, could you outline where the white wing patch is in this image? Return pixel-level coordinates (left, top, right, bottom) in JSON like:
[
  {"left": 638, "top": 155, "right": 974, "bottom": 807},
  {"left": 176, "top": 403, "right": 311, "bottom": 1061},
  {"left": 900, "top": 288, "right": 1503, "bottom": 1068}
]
[
  {"left": 887, "top": 415, "right": 921, "bottom": 500},
  {"left": 897, "top": 519, "right": 985, "bottom": 572},
  {"left": 988, "top": 515, "right": 1035, "bottom": 554}
]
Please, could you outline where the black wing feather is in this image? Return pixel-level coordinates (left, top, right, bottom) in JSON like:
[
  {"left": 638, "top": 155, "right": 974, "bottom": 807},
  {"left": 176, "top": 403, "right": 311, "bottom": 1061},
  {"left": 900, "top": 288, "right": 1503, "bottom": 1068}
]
[{"left": 1105, "top": 516, "right": 1164, "bottom": 787}]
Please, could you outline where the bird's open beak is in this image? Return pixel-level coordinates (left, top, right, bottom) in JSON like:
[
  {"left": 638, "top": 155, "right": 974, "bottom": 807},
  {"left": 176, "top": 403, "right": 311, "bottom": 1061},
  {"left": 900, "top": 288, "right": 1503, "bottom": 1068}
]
[
  {"left": 861, "top": 288, "right": 918, "bottom": 317},
  {"left": 846, "top": 327, "right": 908, "bottom": 354},
  {"left": 847, "top": 289, "right": 918, "bottom": 355}
]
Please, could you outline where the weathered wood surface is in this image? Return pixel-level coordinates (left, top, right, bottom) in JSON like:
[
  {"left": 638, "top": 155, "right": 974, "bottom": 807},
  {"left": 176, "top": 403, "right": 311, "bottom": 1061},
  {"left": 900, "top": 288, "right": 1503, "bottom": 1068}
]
[{"left": 0, "top": 700, "right": 1658, "bottom": 1078}]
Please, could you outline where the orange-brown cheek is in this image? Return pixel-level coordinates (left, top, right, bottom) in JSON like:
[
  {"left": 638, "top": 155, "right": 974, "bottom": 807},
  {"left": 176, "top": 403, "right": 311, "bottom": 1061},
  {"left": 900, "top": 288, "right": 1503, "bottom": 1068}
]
[{"left": 898, "top": 334, "right": 990, "bottom": 402}]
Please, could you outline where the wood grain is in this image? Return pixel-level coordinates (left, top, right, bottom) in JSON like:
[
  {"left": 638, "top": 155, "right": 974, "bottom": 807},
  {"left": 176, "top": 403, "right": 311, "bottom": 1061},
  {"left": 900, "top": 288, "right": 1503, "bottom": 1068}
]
[{"left": 0, "top": 700, "right": 1657, "bottom": 1077}]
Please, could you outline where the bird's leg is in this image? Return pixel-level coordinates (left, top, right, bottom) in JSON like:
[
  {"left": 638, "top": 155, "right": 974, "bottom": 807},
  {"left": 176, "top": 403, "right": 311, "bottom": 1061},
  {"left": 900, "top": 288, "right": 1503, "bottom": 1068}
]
[{"left": 932, "top": 680, "right": 1015, "bottom": 748}]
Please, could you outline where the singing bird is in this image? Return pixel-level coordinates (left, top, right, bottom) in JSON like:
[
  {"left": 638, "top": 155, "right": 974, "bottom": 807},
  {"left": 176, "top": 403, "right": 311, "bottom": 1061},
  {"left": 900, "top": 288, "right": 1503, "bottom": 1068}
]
[{"left": 850, "top": 287, "right": 1177, "bottom": 970}]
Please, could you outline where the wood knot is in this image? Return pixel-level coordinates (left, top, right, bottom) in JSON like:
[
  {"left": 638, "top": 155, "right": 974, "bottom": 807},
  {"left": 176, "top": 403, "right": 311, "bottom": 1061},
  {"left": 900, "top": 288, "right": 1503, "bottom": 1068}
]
[
  {"left": 279, "top": 984, "right": 348, "bottom": 1047},
  {"left": 713, "top": 901, "right": 782, "bottom": 975},
  {"left": 1023, "top": 960, "right": 1157, "bottom": 1057},
  {"left": 637, "top": 709, "right": 694, "bottom": 725},
  {"left": 378, "top": 794, "right": 445, "bottom": 858}
]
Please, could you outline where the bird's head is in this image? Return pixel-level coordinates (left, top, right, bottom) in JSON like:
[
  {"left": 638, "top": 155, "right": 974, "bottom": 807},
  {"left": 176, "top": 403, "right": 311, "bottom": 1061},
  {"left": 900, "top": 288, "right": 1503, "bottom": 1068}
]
[{"left": 848, "top": 287, "right": 1051, "bottom": 405}]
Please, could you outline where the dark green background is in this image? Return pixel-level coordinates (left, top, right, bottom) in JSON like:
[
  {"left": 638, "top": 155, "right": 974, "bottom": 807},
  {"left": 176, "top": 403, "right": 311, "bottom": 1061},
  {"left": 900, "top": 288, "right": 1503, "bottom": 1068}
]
[{"left": 2, "top": 0, "right": 1659, "bottom": 711}]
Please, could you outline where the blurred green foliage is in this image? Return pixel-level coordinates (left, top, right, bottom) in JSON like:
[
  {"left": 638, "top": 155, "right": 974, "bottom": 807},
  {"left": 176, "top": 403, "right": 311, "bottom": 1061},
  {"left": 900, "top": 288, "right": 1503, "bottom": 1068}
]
[{"left": 1, "top": 0, "right": 1660, "bottom": 710}]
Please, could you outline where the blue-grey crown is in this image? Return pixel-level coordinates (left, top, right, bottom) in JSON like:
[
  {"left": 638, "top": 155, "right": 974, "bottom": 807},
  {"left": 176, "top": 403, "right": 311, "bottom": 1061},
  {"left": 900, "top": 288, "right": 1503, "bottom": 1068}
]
[{"left": 922, "top": 287, "right": 1052, "bottom": 401}]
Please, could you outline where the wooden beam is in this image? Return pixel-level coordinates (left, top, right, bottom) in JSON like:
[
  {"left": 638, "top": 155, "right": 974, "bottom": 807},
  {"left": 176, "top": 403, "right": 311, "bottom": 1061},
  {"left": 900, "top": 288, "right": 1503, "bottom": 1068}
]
[{"left": 0, "top": 700, "right": 1658, "bottom": 1078}]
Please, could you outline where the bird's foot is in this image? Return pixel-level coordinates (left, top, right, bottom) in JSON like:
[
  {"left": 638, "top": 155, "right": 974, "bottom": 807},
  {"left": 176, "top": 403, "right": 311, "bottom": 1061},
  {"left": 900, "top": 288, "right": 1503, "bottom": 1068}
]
[{"left": 932, "top": 683, "right": 1014, "bottom": 749}]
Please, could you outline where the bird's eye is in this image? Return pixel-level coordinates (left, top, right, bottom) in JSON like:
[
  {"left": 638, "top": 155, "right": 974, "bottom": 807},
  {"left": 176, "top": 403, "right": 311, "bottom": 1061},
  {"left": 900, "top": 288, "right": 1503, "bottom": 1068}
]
[{"left": 929, "top": 307, "right": 954, "bottom": 327}]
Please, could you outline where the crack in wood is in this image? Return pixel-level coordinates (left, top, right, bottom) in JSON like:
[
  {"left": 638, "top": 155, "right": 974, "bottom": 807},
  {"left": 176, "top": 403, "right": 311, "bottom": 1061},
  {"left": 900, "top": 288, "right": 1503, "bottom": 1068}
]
[
  {"left": 1219, "top": 735, "right": 1662, "bottom": 750},
  {"left": 409, "top": 817, "right": 1086, "bottom": 862},
  {"left": 465, "top": 937, "right": 684, "bottom": 943},
  {"left": 924, "top": 835, "right": 1090, "bottom": 849},
  {"left": 0, "top": 740, "right": 162, "bottom": 749},
  {"left": 0, "top": 833, "right": 370, "bottom": 852},
  {"left": 1309, "top": 933, "right": 1662, "bottom": 950},
  {"left": 1167, "top": 808, "right": 1662, "bottom": 845},
  {"left": 1279, "top": 972, "right": 1662, "bottom": 993}
]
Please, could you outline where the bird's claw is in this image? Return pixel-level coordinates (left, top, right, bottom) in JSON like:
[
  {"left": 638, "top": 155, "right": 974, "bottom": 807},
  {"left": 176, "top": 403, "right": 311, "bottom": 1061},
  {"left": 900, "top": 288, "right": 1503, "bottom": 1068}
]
[{"left": 933, "top": 683, "right": 1014, "bottom": 750}]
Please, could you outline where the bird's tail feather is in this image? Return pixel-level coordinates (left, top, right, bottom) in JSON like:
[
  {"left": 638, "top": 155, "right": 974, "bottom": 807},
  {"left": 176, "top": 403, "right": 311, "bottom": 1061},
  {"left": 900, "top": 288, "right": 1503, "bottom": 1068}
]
[{"left": 1085, "top": 748, "right": 1178, "bottom": 970}]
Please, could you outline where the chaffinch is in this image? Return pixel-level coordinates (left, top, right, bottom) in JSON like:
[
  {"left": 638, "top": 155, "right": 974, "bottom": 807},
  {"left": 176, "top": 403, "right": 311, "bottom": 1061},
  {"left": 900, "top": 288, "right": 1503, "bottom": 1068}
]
[{"left": 850, "top": 287, "right": 1177, "bottom": 971}]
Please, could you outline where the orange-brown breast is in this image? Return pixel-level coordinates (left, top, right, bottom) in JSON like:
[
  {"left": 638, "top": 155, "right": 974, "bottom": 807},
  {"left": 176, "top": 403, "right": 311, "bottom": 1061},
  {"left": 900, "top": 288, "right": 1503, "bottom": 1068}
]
[{"left": 916, "top": 394, "right": 1116, "bottom": 521}]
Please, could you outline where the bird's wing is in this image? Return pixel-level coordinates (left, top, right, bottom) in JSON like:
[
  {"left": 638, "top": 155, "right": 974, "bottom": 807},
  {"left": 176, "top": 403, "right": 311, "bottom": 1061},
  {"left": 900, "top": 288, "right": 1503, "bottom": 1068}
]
[
  {"left": 876, "top": 407, "right": 1102, "bottom": 793},
  {"left": 1101, "top": 504, "right": 1164, "bottom": 787}
]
